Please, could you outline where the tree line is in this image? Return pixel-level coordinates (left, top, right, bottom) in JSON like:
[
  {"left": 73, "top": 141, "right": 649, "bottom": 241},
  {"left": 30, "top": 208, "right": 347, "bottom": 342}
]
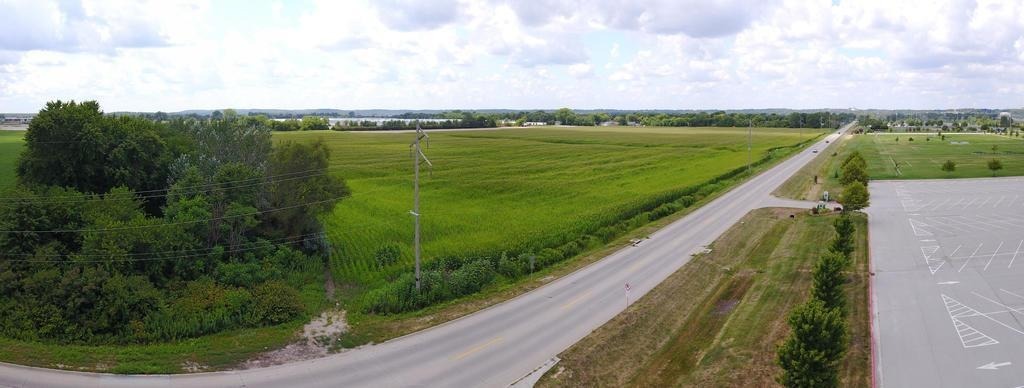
[
  {"left": 0, "top": 101, "right": 348, "bottom": 344},
  {"left": 776, "top": 150, "right": 870, "bottom": 386},
  {"left": 776, "top": 214, "right": 858, "bottom": 387}
]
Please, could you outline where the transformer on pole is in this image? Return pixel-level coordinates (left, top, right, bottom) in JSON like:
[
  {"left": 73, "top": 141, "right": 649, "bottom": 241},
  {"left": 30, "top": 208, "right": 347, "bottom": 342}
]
[{"left": 410, "top": 123, "right": 432, "bottom": 291}]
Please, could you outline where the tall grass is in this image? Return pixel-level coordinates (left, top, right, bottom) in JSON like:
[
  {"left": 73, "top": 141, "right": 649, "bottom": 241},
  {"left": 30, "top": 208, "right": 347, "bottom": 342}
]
[{"left": 0, "top": 131, "right": 24, "bottom": 190}]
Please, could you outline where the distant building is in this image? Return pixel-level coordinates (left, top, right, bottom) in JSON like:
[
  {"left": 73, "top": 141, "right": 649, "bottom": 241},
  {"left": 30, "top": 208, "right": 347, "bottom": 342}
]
[
  {"left": 522, "top": 121, "right": 547, "bottom": 126},
  {"left": 2, "top": 117, "right": 30, "bottom": 124}
]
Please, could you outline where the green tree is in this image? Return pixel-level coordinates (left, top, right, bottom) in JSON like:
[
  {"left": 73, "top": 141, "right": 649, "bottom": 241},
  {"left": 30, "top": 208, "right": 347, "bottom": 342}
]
[
  {"left": 988, "top": 159, "right": 1003, "bottom": 176},
  {"left": 811, "top": 252, "right": 848, "bottom": 313},
  {"left": 262, "top": 140, "right": 349, "bottom": 241},
  {"left": 830, "top": 216, "right": 855, "bottom": 257},
  {"left": 840, "top": 181, "right": 870, "bottom": 211},
  {"left": 941, "top": 160, "right": 956, "bottom": 174},
  {"left": 300, "top": 116, "right": 330, "bottom": 131},
  {"left": 777, "top": 300, "right": 849, "bottom": 388},
  {"left": 839, "top": 158, "right": 868, "bottom": 186},
  {"left": 17, "top": 101, "right": 175, "bottom": 205}
]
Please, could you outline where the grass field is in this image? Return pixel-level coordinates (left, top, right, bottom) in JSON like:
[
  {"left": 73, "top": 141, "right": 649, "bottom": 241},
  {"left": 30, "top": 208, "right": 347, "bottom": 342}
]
[
  {"left": 0, "top": 131, "right": 24, "bottom": 189},
  {"left": 273, "top": 126, "right": 824, "bottom": 290},
  {"left": 777, "top": 131, "right": 1024, "bottom": 201},
  {"left": 538, "top": 209, "right": 870, "bottom": 387},
  {"left": 853, "top": 132, "right": 1024, "bottom": 179}
]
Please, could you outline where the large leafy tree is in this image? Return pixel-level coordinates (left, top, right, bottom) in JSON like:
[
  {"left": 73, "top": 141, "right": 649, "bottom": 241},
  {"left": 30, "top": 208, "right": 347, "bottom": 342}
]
[
  {"left": 17, "top": 101, "right": 176, "bottom": 213},
  {"left": 262, "top": 140, "right": 349, "bottom": 243},
  {"left": 840, "top": 181, "right": 870, "bottom": 211}
]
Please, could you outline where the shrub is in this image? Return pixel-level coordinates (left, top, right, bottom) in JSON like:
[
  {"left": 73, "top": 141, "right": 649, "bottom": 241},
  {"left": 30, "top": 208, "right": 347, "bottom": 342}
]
[
  {"left": 216, "top": 261, "right": 277, "bottom": 287},
  {"left": 251, "top": 281, "right": 305, "bottom": 325},
  {"left": 375, "top": 243, "right": 402, "bottom": 268},
  {"left": 941, "top": 160, "right": 956, "bottom": 173},
  {"left": 448, "top": 260, "right": 496, "bottom": 296}
]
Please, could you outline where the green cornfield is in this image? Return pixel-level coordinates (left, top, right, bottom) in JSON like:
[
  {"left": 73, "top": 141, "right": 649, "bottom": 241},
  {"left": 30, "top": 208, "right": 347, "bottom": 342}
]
[{"left": 273, "top": 126, "right": 824, "bottom": 290}]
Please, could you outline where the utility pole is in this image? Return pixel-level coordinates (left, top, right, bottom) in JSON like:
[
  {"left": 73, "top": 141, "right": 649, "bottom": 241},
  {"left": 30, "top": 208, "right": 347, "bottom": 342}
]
[{"left": 410, "top": 123, "right": 432, "bottom": 292}]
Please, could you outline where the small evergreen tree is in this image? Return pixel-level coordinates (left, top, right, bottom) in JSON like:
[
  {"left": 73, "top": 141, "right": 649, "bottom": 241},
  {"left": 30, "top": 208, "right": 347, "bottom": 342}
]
[
  {"left": 812, "top": 252, "right": 848, "bottom": 312},
  {"left": 830, "top": 216, "right": 855, "bottom": 257},
  {"left": 777, "top": 300, "right": 849, "bottom": 388},
  {"left": 941, "top": 160, "right": 956, "bottom": 174},
  {"left": 988, "top": 159, "right": 1003, "bottom": 176}
]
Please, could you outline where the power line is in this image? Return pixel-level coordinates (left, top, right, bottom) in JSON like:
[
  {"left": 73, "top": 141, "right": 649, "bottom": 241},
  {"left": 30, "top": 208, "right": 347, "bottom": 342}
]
[
  {"left": 0, "top": 166, "right": 345, "bottom": 203},
  {"left": 1, "top": 234, "right": 325, "bottom": 263},
  {"left": 2, "top": 169, "right": 336, "bottom": 206},
  {"left": 1, "top": 231, "right": 328, "bottom": 258},
  {"left": 0, "top": 195, "right": 348, "bottom": 234}
]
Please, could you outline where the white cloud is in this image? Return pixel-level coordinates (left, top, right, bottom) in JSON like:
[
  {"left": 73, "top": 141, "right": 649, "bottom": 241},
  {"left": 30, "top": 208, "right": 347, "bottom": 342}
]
[
  {"left": 567, "top": 63, "right": 593, "bottom": 78},
  {"left": 0, "top": 0, "right": 1022, "bottom": 112}
]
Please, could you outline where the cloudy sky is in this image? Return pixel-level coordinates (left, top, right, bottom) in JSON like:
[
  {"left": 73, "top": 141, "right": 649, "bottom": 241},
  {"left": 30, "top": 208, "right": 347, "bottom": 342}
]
[{"left": 1, "top": 0, "right": 1023, "bottom": 112}]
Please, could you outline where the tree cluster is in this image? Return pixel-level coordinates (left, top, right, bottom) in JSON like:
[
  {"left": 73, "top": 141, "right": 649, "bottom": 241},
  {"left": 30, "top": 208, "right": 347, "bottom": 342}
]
[
  {"left": 838, "top": 152, "right": 870, "bottom": 211},
  {"left": 0, "top": 101, "right": 348, "bottom": 344},
  {"left": 777, "top": 215, "right": 856, "bottom": 387}
]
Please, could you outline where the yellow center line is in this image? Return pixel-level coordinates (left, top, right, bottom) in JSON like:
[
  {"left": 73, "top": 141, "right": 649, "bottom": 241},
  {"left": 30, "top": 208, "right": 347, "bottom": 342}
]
[
  {"left": 451, "top": 337, "right": 504, "bottom": 361},
  {"left": 561, "top": 290, "right": 593, "bottom": 310}
]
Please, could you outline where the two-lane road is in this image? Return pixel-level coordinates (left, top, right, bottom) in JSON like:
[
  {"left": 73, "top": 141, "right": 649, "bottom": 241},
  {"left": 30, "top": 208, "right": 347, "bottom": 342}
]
[{"left": 0, "top": 123, "right": 853, "bottom": 388}]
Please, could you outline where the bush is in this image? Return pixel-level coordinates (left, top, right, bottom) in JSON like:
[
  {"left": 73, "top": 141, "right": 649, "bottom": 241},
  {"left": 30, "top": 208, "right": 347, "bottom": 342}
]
[
  {"left": 448, "top": 260, "right": 496, "bottom": 296},
  {"left": 375, "top": 243, "right": 402, "bottom": 268},
  {"left": 216, "top": 261, "right": 277, "bottom": 287},
  {"left": 251, "top": 281, "right": 305, "bottom": 325}
]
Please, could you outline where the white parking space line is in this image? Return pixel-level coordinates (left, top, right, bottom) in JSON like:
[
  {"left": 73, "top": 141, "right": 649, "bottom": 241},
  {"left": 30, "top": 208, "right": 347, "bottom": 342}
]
[
  {"left": 993, "top": 196, "right": 1006, "bottom": 208},
  {"left": 959, "top": 243, "right": 985, "bottom": 273},
  {"left": 984, "top": 242, "right": 1005, "bottom": 271},
  {"left": 1001, "top": 289, "right": 1024, "bottom": 301}
]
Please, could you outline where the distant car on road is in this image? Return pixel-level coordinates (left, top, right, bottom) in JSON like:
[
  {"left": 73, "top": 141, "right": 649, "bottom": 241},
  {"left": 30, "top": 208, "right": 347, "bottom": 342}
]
[{"left": 812, "top": 149, "right": 818, "bottom": 153}]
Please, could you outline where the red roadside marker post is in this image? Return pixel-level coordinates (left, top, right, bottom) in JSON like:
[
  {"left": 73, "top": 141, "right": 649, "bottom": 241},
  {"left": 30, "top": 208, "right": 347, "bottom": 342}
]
[{"left": 624, "top": 282, "right": 631, "bottom": 308}]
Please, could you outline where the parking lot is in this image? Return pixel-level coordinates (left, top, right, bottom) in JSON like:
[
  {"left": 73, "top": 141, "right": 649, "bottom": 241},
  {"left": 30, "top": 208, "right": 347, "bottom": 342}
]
[{"left": 869, "top": 178, "right": 1024, "bottom": 387}]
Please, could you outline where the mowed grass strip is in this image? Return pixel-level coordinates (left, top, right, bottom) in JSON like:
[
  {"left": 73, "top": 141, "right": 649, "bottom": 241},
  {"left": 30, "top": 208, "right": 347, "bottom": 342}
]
[
  {"left": 0, "top": 131, "right": 24, "bottom": 189},
  {"left": 855, "top": 133, "right": 1024, "bottom": 179},
  {"left": 538, "top": 209, "right": 870, "bottom": 388},
  {"left": 274, "top": 126, "right": 822, "bottom": 289},
  {"left": 774, "top": 128, "right": 855, "bottom": 201}
]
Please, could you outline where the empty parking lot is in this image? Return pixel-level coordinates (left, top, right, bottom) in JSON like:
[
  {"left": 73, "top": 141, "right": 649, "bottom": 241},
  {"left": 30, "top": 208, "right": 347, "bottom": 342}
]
[{"left": 870, "top": 178, "right": 1024, "bottom": 387}]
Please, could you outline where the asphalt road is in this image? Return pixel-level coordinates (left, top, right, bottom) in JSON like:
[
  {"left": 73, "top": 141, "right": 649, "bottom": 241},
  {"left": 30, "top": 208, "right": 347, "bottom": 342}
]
[
  {"left": 869, "top": 178, "right": 1024, "bottom": 387},
  {"left": 0, "top": 123, "right": 852, "bottom": 388}
]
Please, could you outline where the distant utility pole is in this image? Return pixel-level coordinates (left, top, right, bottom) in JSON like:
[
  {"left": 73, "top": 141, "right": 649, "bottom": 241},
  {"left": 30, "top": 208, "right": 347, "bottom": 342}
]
[{"left": 410, "top": 123, "right": 432, "bottom": 292}]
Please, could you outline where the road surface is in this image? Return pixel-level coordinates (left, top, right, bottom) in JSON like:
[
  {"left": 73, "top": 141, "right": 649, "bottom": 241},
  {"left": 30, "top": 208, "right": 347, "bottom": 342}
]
[
  {"left": 0, "top": 124, "right": 852, "bottom": 388},
  {"left": 869, "top": 178, "right": 1024, "bottom": 387}
]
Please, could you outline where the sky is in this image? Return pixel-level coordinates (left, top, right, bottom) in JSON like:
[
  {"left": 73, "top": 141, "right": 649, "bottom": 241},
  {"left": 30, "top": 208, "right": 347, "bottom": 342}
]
[{"left": 0, "top": 0, "right": 1023, "bottom": 113}]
